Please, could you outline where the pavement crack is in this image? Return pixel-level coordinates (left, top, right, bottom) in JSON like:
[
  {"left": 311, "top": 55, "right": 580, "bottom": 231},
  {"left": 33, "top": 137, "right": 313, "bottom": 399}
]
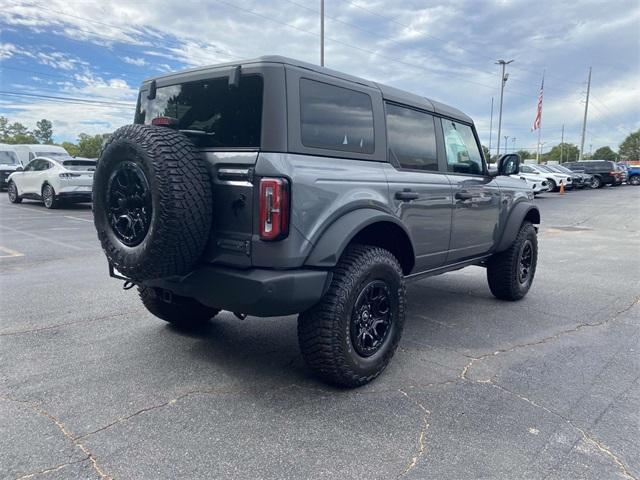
[
  {"left": 459, "top": 296, "right": 640, "bottom": 381},
  {"left": 75, "top": 387, "right": 253, "bottom": 441},
  {"left": 486, "top": 382, "right": 637, "bottom": 480},
  {"left": 15, "top": 457, "right": 90, "bottom": 480},
  {"left": 0, "top": 395, "right": 112, "bottom": 480},
  {"left": 0, "top": 310, "right": 142, "bottom": 336},
  {"left": 397, "top": 389, "right": 431, "bottom": 477}
]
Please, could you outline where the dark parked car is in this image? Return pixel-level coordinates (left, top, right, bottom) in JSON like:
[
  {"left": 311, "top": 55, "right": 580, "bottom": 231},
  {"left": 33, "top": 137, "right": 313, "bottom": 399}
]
[
  {"left": 92, "top": 56, "right": 540, "bottom": 387},
  {"left": 564, "top": 160, "right": 622, "bottom": 188}
]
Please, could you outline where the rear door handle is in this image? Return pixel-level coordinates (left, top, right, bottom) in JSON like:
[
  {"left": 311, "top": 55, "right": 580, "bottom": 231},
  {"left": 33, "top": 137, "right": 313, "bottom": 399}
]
[
  {"left": 455, "top": 191, "right": 474, "bottom": 201},
  {"left": 395, "top": 190, "right": 420, "bottom": 201}
]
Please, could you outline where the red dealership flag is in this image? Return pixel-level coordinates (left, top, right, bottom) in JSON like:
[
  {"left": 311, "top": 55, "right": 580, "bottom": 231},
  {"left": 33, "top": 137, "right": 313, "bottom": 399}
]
[{"left": 532, "top": 76, "right": 544, "bottom": 131}]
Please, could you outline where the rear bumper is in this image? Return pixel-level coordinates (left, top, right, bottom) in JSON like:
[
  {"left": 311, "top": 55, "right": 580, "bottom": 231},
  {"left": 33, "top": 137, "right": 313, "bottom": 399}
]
[
  {"left": 57, "top": 192, "right": 92, "bottom": 202},
  {"left": 144, "top": 265, "right": 332, "bottom": 317}
]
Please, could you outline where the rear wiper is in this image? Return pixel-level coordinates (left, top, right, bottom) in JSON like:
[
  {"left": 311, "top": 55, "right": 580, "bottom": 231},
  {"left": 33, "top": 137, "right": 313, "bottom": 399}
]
[{"left": 178, "top": 129, "right": 215, "bottom": 136}]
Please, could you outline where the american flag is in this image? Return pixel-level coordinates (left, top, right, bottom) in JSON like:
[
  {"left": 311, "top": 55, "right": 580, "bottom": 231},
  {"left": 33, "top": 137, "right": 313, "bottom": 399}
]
[{"left": 532, "top": 76, "right": 544, "bottom": 131}]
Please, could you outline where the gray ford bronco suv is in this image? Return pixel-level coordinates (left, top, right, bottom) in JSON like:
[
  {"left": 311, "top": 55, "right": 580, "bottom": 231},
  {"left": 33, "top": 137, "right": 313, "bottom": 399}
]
[{"left": 93, "top": 56, "right": 539, "bottom": 387}]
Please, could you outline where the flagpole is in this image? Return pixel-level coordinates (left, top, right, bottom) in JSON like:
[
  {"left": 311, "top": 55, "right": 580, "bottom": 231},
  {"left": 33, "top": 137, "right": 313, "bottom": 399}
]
[{"left": 535, "top": 70, "right": 545, "bottom": 163}]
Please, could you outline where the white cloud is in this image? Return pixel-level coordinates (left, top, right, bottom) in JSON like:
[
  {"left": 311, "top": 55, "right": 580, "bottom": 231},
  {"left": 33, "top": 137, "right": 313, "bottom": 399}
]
[{"left": 122, "top": 56, "right": 147, "bottom": 66}]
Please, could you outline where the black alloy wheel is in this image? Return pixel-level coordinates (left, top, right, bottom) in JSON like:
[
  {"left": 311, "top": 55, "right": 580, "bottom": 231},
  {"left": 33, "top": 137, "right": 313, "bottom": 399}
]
[
  {"left": 350, "top": 280, "right": 393, "bottom": 357},
  {"left": 518, "top": 240, "right": 534, "bottom": 284},
  {"left": 106, "top": 161, "right": 152, "bottom": 247}
]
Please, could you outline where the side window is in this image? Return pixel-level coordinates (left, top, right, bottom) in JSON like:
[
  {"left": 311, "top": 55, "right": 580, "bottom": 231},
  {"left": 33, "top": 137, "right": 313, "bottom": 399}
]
[
  {"left": 441, "top": 120, "right": 483, "bottom": 175},
  {"left": 521, "top": 165, "right": 533, "bottom": 174},
  {"left": 41, "top": 161, "right": 52, "bottom": 170},
  {"left": 386, "top": 104, "right": 438, "bottom": 171},
  {"left": 24, "top": 161, "right": 38, "bottom": 172},
  {"left": 300, "top": 78, "right": 374, "bottom": 154}
]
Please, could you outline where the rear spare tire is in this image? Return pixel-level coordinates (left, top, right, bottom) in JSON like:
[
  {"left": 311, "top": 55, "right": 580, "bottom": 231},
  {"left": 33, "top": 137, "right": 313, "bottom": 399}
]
[{"left": 93, "top": 124, "right": 212, "bottom": 281}]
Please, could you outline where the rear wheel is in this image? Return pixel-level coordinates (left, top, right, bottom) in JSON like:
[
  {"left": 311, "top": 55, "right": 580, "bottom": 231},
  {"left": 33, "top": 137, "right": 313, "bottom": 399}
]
[
  {"left": 590, "top": 176, "right": 602, "bottom": 189},
  {"left": 42, "top": 184, "right": 59, "bottom": 209},
  {"left": 7, "top": 181, "right": 22, "bottom": 203},
  {"left": 487, "top": 222, "right": 538, "bottom": 301},
  {"left": 138, "top": 286, "right": 220, "bottom": 327},
  {"left": 297, "top": 244, "right": 405, "bottom": 388}
]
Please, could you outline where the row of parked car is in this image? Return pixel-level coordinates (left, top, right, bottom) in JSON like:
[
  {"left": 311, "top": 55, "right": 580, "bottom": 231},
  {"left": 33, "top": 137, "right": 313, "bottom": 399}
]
[
  {"left": 1, "top": 143, "right": 96, "bottom": 208},
  {"left": 513, "top": 159, "right": 639, "bottom": 194}
]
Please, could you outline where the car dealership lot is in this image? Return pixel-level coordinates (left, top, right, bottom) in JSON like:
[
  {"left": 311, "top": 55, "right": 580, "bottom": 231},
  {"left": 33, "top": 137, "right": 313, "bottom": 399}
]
[{"left": 1, "top": 188, "right": 638, "bottom": 480}]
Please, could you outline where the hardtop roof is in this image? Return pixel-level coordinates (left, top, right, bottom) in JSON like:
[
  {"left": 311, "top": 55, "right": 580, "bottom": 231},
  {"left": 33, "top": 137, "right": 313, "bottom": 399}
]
[{"left": 142, "top": 55, "right": 472, "bottom": 123}]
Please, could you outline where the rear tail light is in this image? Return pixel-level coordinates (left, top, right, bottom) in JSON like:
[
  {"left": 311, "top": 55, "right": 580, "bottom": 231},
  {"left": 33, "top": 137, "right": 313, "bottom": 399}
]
[
  {"left": 259, "top": 177, "right": 289, "bottom": 241},
  {"left": 59, "top": 173, "right": 81, "bottom": 178},
  {"left": 151, "top": 116, "right": 178, "bottom": 127}
]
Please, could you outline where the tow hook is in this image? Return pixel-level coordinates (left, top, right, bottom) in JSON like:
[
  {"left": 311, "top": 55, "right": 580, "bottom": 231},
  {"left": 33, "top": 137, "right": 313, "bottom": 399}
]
[
  {"left": 122, "top": 280, "right": 136, "bottom": 290},
  {"left": 234, "top": 312, "right": 247, "bottom": 320}
]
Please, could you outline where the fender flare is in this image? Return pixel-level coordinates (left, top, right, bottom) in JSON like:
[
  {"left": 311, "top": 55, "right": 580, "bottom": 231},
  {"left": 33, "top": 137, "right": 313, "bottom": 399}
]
[
  {"left": 495, "top": 202, "right": 540, "bottom": 252},
  {"left": 304, "top": 208, "right": 414, "bottom": 268}
]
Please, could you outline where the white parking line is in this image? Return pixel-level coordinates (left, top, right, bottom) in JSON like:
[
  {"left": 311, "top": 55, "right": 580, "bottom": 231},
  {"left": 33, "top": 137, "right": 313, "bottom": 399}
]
[
  {"left": 0, "top": 225, "right": 86, "bottom": 250},
  {"left": 0, "top": 245, "right": 25, "bottom": 258},
  {"left": 64, "top": 215, "right": 94, "bottom": 223}
]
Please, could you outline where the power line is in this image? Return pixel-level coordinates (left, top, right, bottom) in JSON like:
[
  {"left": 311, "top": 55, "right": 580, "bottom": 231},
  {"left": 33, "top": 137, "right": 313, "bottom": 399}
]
[{"left": 0, "top": 91, "right": 135, "bottom": 108}]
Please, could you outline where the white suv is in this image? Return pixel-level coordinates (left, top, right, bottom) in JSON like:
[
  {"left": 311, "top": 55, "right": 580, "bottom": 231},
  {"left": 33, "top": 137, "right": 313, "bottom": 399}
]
[
  {"left": 7, "top": 156, "right": 95, "bottom": 208},
  {"left": 521, "top": 164, "right": 572, "bottom": 191}
]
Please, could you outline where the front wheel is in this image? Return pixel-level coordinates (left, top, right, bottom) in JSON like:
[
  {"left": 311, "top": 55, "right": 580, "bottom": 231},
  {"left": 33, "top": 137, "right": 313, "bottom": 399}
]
[
  {"left": 298, "top": 244, "right": 406, "bottom": 388},
  {"left": 138, "top": 286, "right": 220, "bottom": 328},
  {"left": 487, "top": 222, "right": 538, "bottom": 301},
  {"left": 7, "top": 181, "right": 22, "bottom": 203},
  {"left": 547, "top": 179, "right": 557, "bottom": 192},
  {"left": 629, "top": 175, "right": 640, "bottom": 186}
]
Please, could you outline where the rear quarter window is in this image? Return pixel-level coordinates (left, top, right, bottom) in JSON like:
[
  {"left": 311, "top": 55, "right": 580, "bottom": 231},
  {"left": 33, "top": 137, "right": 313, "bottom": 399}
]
[{"left": 299, "top": 78, "right": 374, "bottom": 154}]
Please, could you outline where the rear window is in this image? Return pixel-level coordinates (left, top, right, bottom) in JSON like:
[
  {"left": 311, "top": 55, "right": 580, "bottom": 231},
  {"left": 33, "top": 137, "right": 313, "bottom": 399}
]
[
  {"left": 63, "top": 160, "right": 96, "bottom": 171},
  {"left": 0, "top": 151, "right": 18, "bottom": 165},
  {"left": 36, "top": 151, "right": 67, "bottom": 158},
  {"left": 136, "top": 75, "right": 263, "bottom": 149},
  {"left": 300, "top": 78, "right": 374, "bottom": 154}
]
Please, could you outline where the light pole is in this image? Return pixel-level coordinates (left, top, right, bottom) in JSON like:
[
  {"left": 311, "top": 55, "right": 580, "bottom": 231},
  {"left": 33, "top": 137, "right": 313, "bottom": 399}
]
[
  {"left": 320, "top": 0, "right": 324, "bottom": 66},
  {"left": 495, "top": 59, "right": 513, "bottom": 156},
  {"left": 512, "top": 137, "right": 516, "bottom": 152},
  {"left": 504, "top": 135, "right": 509, "bottom": 154}
]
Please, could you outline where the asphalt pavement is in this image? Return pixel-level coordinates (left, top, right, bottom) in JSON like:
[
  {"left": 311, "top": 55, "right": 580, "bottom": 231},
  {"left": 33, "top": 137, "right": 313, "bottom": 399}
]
[{"left": 1, "top": 186, "right": 639, "bottom": 480}]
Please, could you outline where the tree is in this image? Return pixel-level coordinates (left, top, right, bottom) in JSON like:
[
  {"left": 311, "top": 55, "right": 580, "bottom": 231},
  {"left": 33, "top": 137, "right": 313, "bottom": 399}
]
[
  {"left": 619, "top": 129, "right": 640, "bottom": 160},
  {"left": 76, "top": 133, "right": 110, "bottom": 158},
  {"left": 60, "top": 141, "right": 80, "bottom": 157},
  {"left": 516, "top": 149, "right": 532, "bottom": 160},
  {"left": 591, "top": 146, "right": 616, "bottom": 161},
  {"left": 5, "top": 122, "right": 37, "bottom": 144},
  {"left": 34, "top": 119, "right": 53, "bottom": 144},
  {"left": 481, "top": 145, "right": 490, "bottom": 162},
  {"left": 0, "top": 116, "right": 8, "bottom": 141},
  {"left": 543, "top": 142, "right": 580, "bottom": 163}
]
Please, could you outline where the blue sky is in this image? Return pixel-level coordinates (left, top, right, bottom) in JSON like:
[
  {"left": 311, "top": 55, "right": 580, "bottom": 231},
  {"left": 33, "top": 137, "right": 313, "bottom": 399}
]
[{"left": 1, "top": 0, "right": 638, "bottom": 155}]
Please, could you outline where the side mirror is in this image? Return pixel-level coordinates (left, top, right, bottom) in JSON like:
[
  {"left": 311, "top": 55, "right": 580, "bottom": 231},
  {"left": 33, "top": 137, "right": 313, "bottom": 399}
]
[
  {"left": 15, "top": 166, "right": 23, "bottom": 172},
  {"left": 496, "top": 154, "right": 520, "bottom": 176}
]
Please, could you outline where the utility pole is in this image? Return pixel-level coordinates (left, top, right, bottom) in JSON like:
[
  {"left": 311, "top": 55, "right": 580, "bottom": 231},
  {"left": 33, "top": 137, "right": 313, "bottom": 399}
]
[
  {"left": 512, "top": 137, "right": 516, "bottom": 152},
  {"left": 504, "top": 135, "right": 509, "bottom": 153},
  {"left": 579, "top": 67, "right": 592, "bottom": 161},
  {"left": 560, "top": 124, "right": 564, "bottom": 163},
  {"left": 488, "top": 97, "right": 494, "bottom": 161},
  {"left": 495, "top": 59, "right": 513, "bottom": 156},
  {"left": 320, "top": 0, "right": 325, "bottom": 66}
]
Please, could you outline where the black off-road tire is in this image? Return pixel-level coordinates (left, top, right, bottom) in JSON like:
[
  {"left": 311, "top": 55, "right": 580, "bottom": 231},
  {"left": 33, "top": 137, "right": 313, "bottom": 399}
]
[
  {"left": 42, "top": 184, "right": 59, "bottom": 209},
  {"left": 297, "top": 244, "right": 406, "bottom": 388},
  {"left": 93, "top": 124, "right": 212, "bottom": 281},
  {"left": 487, "top": 222, "right": 538, "bottom": 301},
  {"left": 7, "top": 181, "right": 22, "bottom": 203},
  {"left": 138, "top": 286, "right": 220, "bottom": 327}
]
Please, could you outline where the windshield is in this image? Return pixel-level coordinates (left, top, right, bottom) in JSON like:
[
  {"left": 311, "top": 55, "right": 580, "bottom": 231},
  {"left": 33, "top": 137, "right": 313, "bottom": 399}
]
[
  {"left": 0, "top": 151, "right": 19, "bottom": 165},
  {"left": 136, "top": 74, "right": 263, "bottom": 149},
  {"left": 62, "top": 160, "right": 96, "bottom": 171},
  {"left": 36, "top": 151, "right": 68, "bottom": 158}
]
